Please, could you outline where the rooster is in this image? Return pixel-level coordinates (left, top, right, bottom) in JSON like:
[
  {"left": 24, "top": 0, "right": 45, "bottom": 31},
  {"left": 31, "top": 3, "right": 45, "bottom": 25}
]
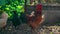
[{"left": 27, "top": 4, "right": 45, "bottom": 34}]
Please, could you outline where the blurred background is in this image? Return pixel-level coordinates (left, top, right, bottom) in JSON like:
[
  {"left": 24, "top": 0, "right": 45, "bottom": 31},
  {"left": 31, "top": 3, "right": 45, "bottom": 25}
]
[
  {"left": 0, "top": 0, "right": 60, "bottom": 34},
  {"left": 0, "top": 0, "right": 60, "bottom": 25}
]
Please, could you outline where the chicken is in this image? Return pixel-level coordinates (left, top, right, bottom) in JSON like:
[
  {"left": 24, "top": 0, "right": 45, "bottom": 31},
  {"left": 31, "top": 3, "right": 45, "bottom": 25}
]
[{"left": 0, "top": 11, "right": 8, "bottom": 28}]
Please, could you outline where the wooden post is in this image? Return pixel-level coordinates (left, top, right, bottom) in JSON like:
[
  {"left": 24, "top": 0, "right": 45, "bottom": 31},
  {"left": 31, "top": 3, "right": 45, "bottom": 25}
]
[{"left": 25, "top": 0, "right": 27, "bottom": 12}]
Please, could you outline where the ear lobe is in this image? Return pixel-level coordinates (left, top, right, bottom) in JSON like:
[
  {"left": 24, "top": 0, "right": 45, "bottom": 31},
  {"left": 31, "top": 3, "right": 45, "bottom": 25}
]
[{"left": 42, "top": 14, "right": 45, "bottom": 18}]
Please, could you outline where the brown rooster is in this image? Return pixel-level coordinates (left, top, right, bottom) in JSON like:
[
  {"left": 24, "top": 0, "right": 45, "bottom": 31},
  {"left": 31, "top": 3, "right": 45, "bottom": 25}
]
[{"left": 27, "top": 4, "right": 45, "bottom": 34}]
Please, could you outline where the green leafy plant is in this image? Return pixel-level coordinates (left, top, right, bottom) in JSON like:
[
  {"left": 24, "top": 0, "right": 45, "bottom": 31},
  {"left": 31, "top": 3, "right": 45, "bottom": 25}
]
[{"left": 0, "top": 0, "right": 25, "bottom": 19}]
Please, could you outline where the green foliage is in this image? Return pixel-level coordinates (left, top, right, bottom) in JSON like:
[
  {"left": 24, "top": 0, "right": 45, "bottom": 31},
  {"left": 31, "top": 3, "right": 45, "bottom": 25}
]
[{"left": 0, "top": 0, "right": 25, "bottom": 19}]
